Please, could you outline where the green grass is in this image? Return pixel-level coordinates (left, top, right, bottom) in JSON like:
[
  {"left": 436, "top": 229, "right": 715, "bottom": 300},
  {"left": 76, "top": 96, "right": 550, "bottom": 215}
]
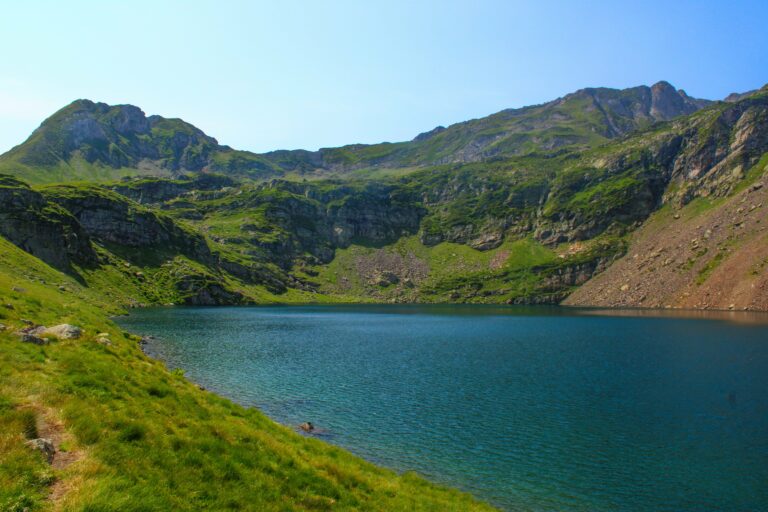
[
  {"left": 310, "top": 234, "right": 624, "bottom": 304},
  {"left": 0, "top": 237, "right": 495, "bottom": 511}
]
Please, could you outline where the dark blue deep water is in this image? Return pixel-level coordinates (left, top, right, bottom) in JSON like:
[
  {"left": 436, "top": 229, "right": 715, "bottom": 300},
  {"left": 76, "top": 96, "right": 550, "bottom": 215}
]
[{"left": 117, "top": 305, "right": 768, "bottom": 511}]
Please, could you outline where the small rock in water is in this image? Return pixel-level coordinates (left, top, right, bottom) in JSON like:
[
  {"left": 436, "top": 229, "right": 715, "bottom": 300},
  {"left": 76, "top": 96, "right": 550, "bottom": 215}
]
[
  {"left": 299, "top": 422, "right": 315, "bottom": 433},
  {"left": 25, "top": 438, "right": 55, "bottom": 463}
]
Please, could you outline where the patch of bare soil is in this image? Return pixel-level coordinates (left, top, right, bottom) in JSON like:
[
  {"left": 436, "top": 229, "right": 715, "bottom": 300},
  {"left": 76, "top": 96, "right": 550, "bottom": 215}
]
[
  {"left": 33, "top": 407, "right": 83, "bottom": 506},
  {"left": 565, "top": 179, "right": 768, "bottom": 310},
  {"left": 354, "top": 249, "right": 429, "bottom": 290},
  {"left": 489, "top": 249, "right": 510, "bottom": 270}
]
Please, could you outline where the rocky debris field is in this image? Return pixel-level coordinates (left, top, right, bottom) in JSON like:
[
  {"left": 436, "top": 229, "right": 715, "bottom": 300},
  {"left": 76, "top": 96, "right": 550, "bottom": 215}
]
[{"left": 566, "top": 179, "right": 768, "bottom": 310}]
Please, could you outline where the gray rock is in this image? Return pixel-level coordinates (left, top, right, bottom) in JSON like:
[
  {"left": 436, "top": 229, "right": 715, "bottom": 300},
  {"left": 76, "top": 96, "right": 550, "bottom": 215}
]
[
  {"left": 298, "top": 422, "right": 314, "bottom": 433},
  {"left": 20, "top": 333, "right": 48, "bottom": 345},
  {"left": 25, "top": 438, "right": 55, "bottom": 463},
  {"left": 43, "top": 324, "right": 83, "bottom": 340},
  {"left": 469, "top": 232, "right": 503, "bottom": 251}
]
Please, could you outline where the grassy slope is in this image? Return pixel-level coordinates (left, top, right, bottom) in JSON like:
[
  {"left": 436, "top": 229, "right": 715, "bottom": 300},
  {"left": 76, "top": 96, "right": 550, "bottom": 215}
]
[
  {"left": 0, "top": 155, "right": 169, "bottom": 186},
  {"left": 312, "top": 234, "right": 625, "bottom": 303},
  {"left": 0, "top": 237, "right": 495, "bottom": 511}
]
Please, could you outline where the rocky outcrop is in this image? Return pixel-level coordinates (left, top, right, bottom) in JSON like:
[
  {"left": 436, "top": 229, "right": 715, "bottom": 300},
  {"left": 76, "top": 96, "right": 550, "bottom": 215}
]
[
  {"left": 175, "top": 277, "right": 244, "bottom": 306},
  {"left": 225, "top": 181, "right": 424, "bottom": 267},
  {"left": 0, "top": 175, "right": 97, "bottom": 271},
  {"left": 112, "top": 174, "right": 236, "bottom": 204},
  {"left": 45, "top": 185, "right": 215, "bottom": 265}
]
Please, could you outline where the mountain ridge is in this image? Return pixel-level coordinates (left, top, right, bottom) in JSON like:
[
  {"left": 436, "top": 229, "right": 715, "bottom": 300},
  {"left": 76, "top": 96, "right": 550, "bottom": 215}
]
[
  {"left": 0, "top": 81, "right": 719, "bottom": 184},
  {"left": 0, "top": 81, "right": 766, "bottom": 310}
]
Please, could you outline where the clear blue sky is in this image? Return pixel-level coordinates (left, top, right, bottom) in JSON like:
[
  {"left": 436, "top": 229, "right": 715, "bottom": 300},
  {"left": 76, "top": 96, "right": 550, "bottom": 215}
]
[{"left": 1, "top": 0, "right": 766, "bottom": 154}]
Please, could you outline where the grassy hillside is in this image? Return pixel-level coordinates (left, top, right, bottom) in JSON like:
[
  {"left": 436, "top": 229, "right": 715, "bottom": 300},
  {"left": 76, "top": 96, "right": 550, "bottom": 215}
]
[{"left": 0, "top": 237, "right": 495, "bottom": 511}]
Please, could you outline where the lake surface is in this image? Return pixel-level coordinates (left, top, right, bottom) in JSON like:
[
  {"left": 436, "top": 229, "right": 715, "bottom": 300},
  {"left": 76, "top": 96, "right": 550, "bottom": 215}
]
[{"left": 117, "top": 305, "right": 768, "bottom": 511}]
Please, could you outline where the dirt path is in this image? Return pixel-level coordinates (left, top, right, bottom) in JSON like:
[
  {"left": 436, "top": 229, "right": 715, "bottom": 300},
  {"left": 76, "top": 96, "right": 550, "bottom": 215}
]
[{"left": 33, "top": 406, "right": 84, "bottom": 507}]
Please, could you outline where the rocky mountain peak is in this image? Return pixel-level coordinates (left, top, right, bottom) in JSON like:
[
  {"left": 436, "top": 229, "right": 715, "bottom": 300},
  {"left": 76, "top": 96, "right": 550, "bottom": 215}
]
[
  {"left": 8, "top": 99, "right": 221, "bottom": 172},
  {"left": 413, "top": 126, "right": 447, "bottom": 142},
  {"left": 649, "top": 80, "right": 703, "bottom": 120}
]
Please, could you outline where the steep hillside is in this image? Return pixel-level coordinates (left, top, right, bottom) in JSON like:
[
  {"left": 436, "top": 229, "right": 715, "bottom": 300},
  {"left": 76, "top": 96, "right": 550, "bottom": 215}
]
[{"left": 565, "top": 157, "right": 768, "bottom": 310}]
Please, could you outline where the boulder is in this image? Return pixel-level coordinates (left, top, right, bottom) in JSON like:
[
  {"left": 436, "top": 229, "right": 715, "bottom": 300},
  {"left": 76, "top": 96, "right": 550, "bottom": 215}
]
[
  {"left": 20, "top": 333, "right": 48, "bottom": 345},
  {"left": 469, "top": 232, "right": 503, "bottom": 251},
  {"left": 43, "top": 324, "right": 83, "bottom": 340},
  {"left": 25, "top": 438, "right": 55, "bottom": 463},
  {"left": 298, "top": 422, "right": 315, "bottom": 433},
  {"left": 371, "top": 271, "right": 399, "bottom": 287}
]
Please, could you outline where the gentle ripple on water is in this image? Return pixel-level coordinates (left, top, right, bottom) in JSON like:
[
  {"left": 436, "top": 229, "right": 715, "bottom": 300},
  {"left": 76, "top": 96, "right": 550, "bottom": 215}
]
[{"left": 117, "top": 305, "right": 768, "bottom": 511}]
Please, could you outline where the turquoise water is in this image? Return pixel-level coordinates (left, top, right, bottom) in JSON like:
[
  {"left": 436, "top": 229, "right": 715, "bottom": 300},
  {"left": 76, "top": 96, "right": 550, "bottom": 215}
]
[{"left": 117, "top": 305, "right": 768, "bottom": 511}]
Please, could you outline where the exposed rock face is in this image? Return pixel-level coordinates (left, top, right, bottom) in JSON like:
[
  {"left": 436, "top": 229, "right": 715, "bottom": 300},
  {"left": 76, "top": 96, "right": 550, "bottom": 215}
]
[
  {"left": 649, "top": 81, "right": 707, "bottom": 120},
  {"left": 174, "top": 277, "right": 244, "bottom": 306},
  {"left": 45, "top": 186, "right": 215, "bottom": 265},
  {"left": 0, "top": 175, "right": 97, "bottom": 271},
  {"left": 112, "top": 174, "right": 236, "bottom": 204},
  {"left": 509, "top": 94, "right": 767, "bottom": 248},
  {"left": 231, "top": 181, "right": 425, "bottom": 267}
]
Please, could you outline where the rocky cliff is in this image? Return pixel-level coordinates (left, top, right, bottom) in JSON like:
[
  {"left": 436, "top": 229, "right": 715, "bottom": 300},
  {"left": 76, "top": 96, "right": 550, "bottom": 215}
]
[{"left": 0, "top": 175, "right": 96, "bottom": 272}]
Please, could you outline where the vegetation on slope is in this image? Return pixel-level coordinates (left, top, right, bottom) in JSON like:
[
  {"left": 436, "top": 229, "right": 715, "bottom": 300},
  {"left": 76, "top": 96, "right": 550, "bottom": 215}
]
[{"left": 0, "top": 237, "right": 494, "bottom": 511}]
